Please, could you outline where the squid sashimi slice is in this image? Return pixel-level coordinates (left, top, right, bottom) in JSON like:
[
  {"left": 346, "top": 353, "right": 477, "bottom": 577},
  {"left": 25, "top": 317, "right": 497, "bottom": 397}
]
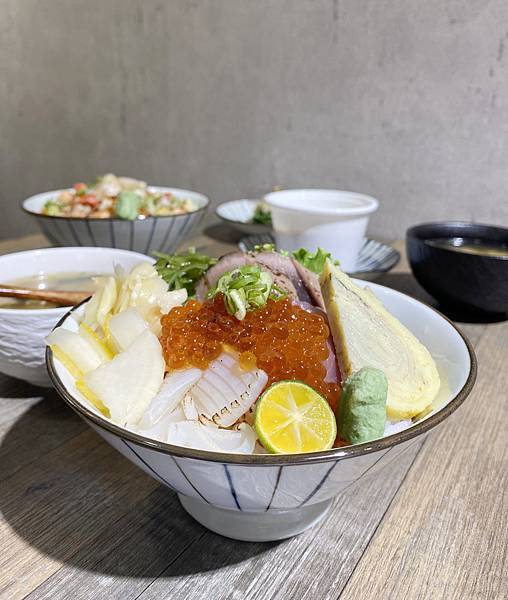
[
  {"left": 108, "top": 308, "right": 148, "bottom": 352},
  {"left": 167, "top": 421, "right": 256, "bottom": 454},
  {"left": 47, "top": 327, "right": 106, "bottom": 378},
  {"left": 131, "top": 404, "right": 186, "bottom": 443},
  {"left": 138, "top": 368, "right": 202, "bottom": 430},
  {"left": 83, "top": 329, "right": 165, "bottom": 426},
  {"left": 190, "top": 352, "right": 268, "bottom": 427}
]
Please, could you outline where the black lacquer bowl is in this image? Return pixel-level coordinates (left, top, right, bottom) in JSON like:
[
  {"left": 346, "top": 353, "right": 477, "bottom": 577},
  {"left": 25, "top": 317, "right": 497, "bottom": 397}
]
[{"left": 406, "top": 222, "right": 508, "bottom": 315}]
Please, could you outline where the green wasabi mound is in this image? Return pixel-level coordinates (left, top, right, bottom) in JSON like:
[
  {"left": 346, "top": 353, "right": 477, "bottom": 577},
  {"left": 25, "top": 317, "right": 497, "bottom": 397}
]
[{"left": 338, "top": 367, "right": 388, "bottom": 444}]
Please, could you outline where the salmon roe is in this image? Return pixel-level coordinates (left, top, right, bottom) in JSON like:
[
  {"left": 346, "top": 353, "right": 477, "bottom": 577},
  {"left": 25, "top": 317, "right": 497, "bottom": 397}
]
[{"left": 160, "top": 295, "right": 340, "bottom": 410}]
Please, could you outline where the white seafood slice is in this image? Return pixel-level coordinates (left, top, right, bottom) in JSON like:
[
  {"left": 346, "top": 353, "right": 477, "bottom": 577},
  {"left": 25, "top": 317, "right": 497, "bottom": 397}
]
[
  {"left": 108, "top": 308, "right": 148, "bottom": 351},
  {"left": 189, "top": 352, "right": 268, "bottom": 427},
  {"left": 183, "top": 395, "right": 199, "bottom": 421},
  {"left": 131, "top": 404, "right": 186, "bottom": 442},
  {"left": 166, "top": 421, "right": 256, "bottom": 454},
  {"left": 138, "top": 368, "right": 202, "bottom": 430},
  {"left": 84, "top": 329, "right": 165, "bottom": 425}
]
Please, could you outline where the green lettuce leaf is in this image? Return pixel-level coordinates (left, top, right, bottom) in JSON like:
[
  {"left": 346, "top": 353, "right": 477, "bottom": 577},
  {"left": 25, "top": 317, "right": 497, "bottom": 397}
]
[
  {"left": 292, "top": 247, "right": 339, "bottom": 274},
  {"left": 154, "top": 248, "right": 217, "bottom": 296}
]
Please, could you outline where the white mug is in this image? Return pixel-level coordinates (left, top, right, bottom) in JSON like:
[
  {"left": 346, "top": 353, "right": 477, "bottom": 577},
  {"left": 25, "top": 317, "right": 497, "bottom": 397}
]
[{"left": 264, "top": 189, "right": 379, "bottom": 272}]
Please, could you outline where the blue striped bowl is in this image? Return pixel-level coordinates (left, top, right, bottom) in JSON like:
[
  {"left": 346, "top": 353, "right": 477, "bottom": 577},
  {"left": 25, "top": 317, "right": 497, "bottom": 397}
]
[
  {"left": 23, "top": 187, "right": 209, "bottom": 255},
  {"left": 47, "top": 280, "right": 476, "bottom": 542}
]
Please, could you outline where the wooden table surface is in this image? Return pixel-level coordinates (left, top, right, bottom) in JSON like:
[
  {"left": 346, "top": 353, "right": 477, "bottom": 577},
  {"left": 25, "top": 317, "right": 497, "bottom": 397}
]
[{"left": 0, "top": 232, "right": 506, "bottom": 600}]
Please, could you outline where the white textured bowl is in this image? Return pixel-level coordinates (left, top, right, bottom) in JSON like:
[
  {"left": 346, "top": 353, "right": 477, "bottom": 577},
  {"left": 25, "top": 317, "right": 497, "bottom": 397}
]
[
  {"left": 22, "top": 187, "right": 209, "bottom": 254},
  {"left": 264, "top": 189, "right": 379, "bottom": 272},
  {"left": 0, "top": 247, "right": 152, "bottom": 386},
  {"left": 216, "top": 200, "right": 272, "bottom": 234},
  {"left": 47, "top": 282, "right": 476, "bottom": 541}
]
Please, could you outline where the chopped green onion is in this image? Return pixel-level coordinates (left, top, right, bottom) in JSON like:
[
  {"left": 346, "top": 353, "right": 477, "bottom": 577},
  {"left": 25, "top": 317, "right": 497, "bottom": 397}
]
[
  {"left": 154, "top": 247, "right": 217, "bottom": 296},
  {"left": 253, "top": 243, "right": 276, "bottom": 252},
  {"left": 206, "top": 265, "right": 285, "bottom": 320},
  {"left": 252, "top": 243, "right": 288, "bottom": 256}
]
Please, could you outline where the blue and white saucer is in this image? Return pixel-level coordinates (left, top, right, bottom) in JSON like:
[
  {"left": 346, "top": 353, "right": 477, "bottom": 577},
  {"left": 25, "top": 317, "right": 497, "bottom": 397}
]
[{"left": 238, "top": 234, "right": 400, "bottom": 279}]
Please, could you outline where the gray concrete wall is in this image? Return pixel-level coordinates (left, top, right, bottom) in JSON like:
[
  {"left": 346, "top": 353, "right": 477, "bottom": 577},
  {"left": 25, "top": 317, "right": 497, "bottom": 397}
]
[{"left": 1, "top": 0, "right": 508, "bottom": 241}]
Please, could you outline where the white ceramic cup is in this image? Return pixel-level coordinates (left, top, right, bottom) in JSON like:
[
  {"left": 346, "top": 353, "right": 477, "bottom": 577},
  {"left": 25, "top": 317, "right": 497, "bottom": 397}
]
[{"left": 264, "top": 189, "right": 379, "bottom": 272}]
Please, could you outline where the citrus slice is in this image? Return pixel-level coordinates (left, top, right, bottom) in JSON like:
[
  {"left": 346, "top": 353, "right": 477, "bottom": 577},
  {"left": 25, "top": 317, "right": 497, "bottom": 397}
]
[{"left": 255, "top": 381, "right": 337, "bottom": 454}]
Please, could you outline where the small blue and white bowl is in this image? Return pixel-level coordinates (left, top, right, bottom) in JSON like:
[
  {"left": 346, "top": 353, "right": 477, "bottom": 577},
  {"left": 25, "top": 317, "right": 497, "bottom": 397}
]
[
  {"left": 47, "top": 280, "right": 476, "bottom": 542},
  {"left": 23, "top": 187, "right": 209, "bottom": 255},
  {"left": 216, "top": 199, "right": 272, "bottom": 235}
]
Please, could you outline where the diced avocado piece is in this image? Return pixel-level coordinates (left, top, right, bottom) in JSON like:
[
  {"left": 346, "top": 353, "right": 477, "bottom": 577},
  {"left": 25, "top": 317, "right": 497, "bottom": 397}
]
[
  {"left": 43, "top": 201, "right": 62, "bottom": 216},
  {"left": 115, "top": 191, "right": 140, "bottom": 220},
  {"left": 338, "top": 367, "right": 388, "bottom": 444}
]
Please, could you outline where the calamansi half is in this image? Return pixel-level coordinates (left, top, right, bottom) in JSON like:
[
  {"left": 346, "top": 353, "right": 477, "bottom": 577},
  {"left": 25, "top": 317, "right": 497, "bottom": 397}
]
[{"left": 255, "top": 381, "right": 337, "bottom": 454}]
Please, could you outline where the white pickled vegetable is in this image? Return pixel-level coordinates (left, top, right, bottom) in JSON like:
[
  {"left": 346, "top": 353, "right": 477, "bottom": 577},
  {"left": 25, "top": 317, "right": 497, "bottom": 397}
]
[
  {"left": 108, "top": 308, "right": 147, "bottom": 351},
  {"left": 114, "top": 263, "right": 187, "bottom": 334},
  {"left": 83, "top": 263, "right": 187, "bottom": 336},
  {"left": 83, "top": 329, "right": 164, "bottom": 425},
  {"left": 84, "top": 277, "right": 117, "bottom": 331},
  {"left": 46, "top": 327, "right": 106, "bottom": 378}
]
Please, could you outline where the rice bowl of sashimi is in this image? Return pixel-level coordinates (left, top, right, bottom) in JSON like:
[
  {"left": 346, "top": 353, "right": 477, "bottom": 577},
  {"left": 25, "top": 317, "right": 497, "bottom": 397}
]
[{"left": 46, "top": 247, "right": 476, "bottom": 541}]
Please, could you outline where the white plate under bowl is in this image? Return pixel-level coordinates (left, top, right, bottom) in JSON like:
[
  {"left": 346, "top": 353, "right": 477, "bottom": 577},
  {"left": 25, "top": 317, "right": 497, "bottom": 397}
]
[
  {"left": 239, "top": 233, "right": 400, "bottom": 279},
  {"left": 216, "top": 200, "right": 272, "bottom": 235},
  {"left": 47, "top": 282, "right": 475, "bottom": 541}
]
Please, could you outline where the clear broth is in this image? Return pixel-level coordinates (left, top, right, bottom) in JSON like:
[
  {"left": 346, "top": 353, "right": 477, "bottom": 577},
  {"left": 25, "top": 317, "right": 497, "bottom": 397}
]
[
  {"left": 0, "top": 271, "right": 105, "bottom": 310},
  {"left": 425, "top": 237, "right": 508, "bottom": 257}
]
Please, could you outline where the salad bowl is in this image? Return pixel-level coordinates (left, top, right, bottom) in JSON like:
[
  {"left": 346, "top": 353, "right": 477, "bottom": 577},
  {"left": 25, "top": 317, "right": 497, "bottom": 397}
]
[
  {"left": 47, "top": 280, "right": 476, "bottom": 541},
  {"left": 23, "top": 187, "right": 209, "bottom": 255}
]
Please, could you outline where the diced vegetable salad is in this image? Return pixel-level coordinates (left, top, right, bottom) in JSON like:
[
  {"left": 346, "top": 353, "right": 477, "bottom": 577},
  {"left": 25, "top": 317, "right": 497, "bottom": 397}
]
[{"left": 42, "top": 174, "right": 198, "bottom": 219}]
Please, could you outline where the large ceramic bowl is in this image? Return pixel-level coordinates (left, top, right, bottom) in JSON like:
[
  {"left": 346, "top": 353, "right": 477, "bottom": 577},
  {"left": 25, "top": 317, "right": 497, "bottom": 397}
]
[
  {"left": 407, "top": 221, "right": 508, "bottom": 315},
  {"left": 0, "top": 247, "right": 151, "bottom": 386},
  {"left": 47, "top": 281, "right": 476, "bottom": 541},
  {"left": 23, "top": 187, "right": 209, "bottom": 254}
]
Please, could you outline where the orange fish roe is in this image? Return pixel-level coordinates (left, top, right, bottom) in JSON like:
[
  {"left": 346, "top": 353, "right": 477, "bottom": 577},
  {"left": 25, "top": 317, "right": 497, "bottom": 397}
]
[{"left": 160, "top": 295, "right": 340, "bottom": 410}]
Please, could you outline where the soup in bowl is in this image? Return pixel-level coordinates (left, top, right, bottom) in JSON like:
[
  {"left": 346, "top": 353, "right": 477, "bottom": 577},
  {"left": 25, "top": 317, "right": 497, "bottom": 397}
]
[{"left": 0, "top": 247, "right": 152, "bottom": 386}]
